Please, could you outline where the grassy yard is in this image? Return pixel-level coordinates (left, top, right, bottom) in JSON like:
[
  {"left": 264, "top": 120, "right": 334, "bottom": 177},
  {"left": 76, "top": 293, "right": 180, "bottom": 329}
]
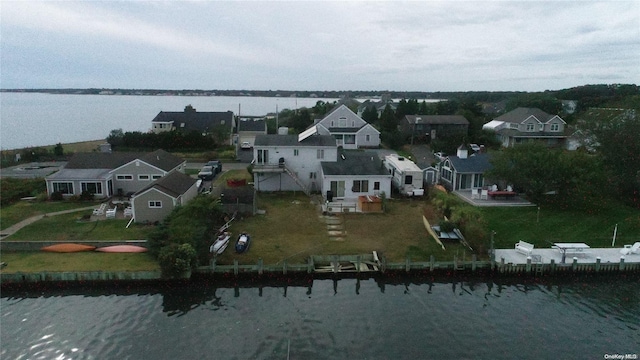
[
  {"left": 5, "top": 212, "right": 153, "bottom": 241},
  {"left": 1, "top": 200, "right": 101, "bottom": 230},
  {"left": 482, "top": 205, "right": 640, "bottom": 249},
  {"left": 218, "top": 194, "right": 469, "bottom": 265},
  {"left": 1, "top": 252, "right": 159, "bottom": 272}
]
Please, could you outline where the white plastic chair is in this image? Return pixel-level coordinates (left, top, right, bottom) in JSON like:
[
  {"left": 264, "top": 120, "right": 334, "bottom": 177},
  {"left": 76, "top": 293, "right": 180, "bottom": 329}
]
[
  {"left": 480, "top": 189, "right": 488, "bottom": 200},
  {"left": 471, "top": 189, "right": 480, "bottom": 199},
  {"left": 620, "top": 242, "right": 640, "bottom": 255},
  {"left": 506, "top": 185, "right": 513, "bottom": 192},
  {"left": 106, "top": 207, "right": 117, "bottom": 219}
]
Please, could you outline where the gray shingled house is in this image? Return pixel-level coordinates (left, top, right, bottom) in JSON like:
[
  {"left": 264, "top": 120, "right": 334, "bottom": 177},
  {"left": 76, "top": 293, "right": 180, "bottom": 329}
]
[
  {"left": 130, "top": 170, "right": 198, "bottom": 223},
  {"left": 438, "top": 146, "right": 492, "bottom": 191},
  {"left": 151, "top": 105, "right": 235, "bottom": 145},
  {"left": 45, "top": 149, "right": 186, "bottom": 199},
  {"left": 401, "top": 115, "right": 469, "bottom": 142}
]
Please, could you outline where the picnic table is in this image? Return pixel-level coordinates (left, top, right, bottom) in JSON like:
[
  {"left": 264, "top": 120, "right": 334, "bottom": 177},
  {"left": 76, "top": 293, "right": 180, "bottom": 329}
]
[{"left": 487, "top": 190, "right": 517, "bottom": 199}]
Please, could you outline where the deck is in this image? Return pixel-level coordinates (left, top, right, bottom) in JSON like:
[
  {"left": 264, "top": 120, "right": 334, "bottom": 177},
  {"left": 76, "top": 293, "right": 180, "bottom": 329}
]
[
  {"left": 495, "top": 247, "right": 640, "bottom": 265},
  {"left": 453, "top": 189, "right": 534, "bottom": 207}
]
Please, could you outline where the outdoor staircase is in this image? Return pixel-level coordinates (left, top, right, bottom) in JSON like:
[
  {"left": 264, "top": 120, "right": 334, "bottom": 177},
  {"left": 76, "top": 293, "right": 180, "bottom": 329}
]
[{"left": 283, "top": 165, "right": 311, "bottom": 196}]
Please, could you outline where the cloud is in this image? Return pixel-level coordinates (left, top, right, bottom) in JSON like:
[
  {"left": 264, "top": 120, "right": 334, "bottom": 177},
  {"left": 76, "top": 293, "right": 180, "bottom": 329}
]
[{"left": 1, "top": 1, "right": 638, "bottom": 91}]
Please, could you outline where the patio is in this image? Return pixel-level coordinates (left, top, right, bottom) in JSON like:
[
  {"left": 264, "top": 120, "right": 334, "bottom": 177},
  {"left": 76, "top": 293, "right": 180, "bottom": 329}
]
[{"left": 453, "top": 189, "right": 534, "bottom": 207}]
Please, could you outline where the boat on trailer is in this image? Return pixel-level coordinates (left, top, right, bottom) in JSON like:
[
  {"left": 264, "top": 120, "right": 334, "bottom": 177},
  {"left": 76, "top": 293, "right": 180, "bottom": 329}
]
[
  {"left": 235, "top": 233, "right": 251, "bottom": 253},
  {"left": 210, "top": 232, "right": 231, "bottom": 255}
]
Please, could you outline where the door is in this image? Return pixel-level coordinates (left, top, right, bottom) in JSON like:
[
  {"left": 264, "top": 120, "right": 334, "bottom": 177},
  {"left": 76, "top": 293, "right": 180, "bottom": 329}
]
[
  {"left": 330, "top": 181, "right": 345, "bottom": 198},
  {"left": 257, "top": 149, "right": 269, "bottom": 164}
]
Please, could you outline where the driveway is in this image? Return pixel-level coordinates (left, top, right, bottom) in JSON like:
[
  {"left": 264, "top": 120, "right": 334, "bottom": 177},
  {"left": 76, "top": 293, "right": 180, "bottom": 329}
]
[
  {"left": 0, "top": 162, "right": 66, "bottom": 178},
  {"left": 409, "top": 145, "right": 436, "bottom": 169}
]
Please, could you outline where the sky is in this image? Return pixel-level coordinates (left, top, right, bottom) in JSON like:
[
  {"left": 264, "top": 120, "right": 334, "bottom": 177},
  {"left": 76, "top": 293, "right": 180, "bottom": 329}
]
[{"left": 1, "top": 1, "right": 639, "bottom": 92}]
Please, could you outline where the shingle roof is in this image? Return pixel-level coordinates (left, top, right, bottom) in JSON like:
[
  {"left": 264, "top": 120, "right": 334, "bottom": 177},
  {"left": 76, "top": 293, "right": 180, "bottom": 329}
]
[
  {"left": 321, "top": 150, "right": 388, "bottom": 176},
  {"left": 254, "top": 134, "right": 336, "bottom": 147},
  {"left": 135, "top": 170, "right": 196, "bottom": 198},
  {"left": 448, "top": 153, "right": 492, "bottom": 173},
  {"left": 238, "top": 119, "right": 266, "bottom": 132},
  {"left": 404, "top": 115, "right": 469, "bottom": 125},
  {"left": 493, "top": 107, "right": 555, "bottom": 124},
  {"left": 152, "top": 110, "right": 233, "bottom": 132},
  {"left": 64, "top": 149, "right": 183, "bottom": 171}
]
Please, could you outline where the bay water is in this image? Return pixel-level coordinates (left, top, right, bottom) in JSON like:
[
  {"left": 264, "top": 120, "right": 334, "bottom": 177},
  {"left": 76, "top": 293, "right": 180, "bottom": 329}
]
[
  {"left": 0, "top": 93, "right": 337, "bottom": 150},
  {"left": 2, "top": 275, "right": 639, "bottom": 359}
]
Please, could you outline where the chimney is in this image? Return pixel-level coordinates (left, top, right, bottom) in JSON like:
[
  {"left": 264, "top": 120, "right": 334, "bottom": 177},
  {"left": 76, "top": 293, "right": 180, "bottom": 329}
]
[{"left": 456, "top": 144, "right": 468, "bottom": 159}]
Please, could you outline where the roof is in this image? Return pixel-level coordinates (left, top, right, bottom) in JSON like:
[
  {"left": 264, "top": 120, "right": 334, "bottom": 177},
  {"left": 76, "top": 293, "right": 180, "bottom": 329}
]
[
  {"left": 321, "top": 150, "right": 388, "bottom": 176},
  {"left": 448, "top": 153, "right": 492, "bottom": 173},
  {"left": 254, "top": 134, "right": 336, "bottom": 147},
  {"left": 62, "top": 149, "right": 183, "bottom": 172},
  {"left": 152, "top": 108, "right": 234, "bottom": 132},
  {"left": 404, "top": 115, "right": 469, "bottom": 125},
  {"left": 134, "top": 170, "right": 196, "bottom": 198},
  {"left": 238, "top": 119, "right": 266, "bottom": 132},
  {"left": 493, "top": 107, "right": 559, "bottom": 124},
  {"left": 46, "top": 168, "right": 111, "bottom": 180}
]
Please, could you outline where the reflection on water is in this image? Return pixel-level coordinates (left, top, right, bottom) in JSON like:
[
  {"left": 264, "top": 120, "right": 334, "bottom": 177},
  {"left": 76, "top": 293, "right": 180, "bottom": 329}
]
[{"left": 2, "top": 274, "right": 639, "bottom": 359}]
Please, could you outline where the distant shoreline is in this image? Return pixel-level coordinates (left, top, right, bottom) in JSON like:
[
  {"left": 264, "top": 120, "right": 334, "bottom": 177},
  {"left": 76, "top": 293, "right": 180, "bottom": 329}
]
[{"left": 1, "top": 139, "right": 106, "bottom": 153}]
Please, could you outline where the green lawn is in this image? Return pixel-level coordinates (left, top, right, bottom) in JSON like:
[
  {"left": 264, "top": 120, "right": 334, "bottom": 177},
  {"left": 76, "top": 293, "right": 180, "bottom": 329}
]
[
  {"left": 5, "top": 212, "right": 153, "bottom": 241},
  {"left": 482, "top": 205, "right": 640, "bottom": 249},
  {"left": 1, "top": 200, "right": 100, "bottom": 230},
  {"left": 1, "top": 252, "right": 159, "bottom": 272}
]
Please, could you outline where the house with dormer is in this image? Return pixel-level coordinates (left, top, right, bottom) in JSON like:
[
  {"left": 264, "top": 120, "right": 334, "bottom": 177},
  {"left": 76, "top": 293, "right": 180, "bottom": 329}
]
[
  {"left": 311, "top": 104, "right": 380, "bottom": 149},
  {"left": 482, "top": 107, "right": 566, "bottom": 147},
  {"left": 45, "top": 149, "right": 186, "bottom": 199},
  {"left": 438, "top": 146, "right": 492, "bottom": 191}
]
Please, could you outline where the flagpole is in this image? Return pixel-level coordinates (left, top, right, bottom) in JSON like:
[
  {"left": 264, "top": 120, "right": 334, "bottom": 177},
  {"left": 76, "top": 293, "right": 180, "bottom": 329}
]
[{"left": 611, "top": 224, "right": 618, "bottom": 247}]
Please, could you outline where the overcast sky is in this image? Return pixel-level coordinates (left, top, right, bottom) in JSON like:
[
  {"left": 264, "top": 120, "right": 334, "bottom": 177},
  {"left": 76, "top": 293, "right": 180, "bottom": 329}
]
[{"left": 1, "top": 1, "right": 638, "bottom": 92}]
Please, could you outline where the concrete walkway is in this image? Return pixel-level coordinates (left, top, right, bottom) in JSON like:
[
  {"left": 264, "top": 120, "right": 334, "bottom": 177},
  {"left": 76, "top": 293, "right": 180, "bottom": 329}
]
[{"left": 0, "top": 206, "right": 96, "bottom": 240}]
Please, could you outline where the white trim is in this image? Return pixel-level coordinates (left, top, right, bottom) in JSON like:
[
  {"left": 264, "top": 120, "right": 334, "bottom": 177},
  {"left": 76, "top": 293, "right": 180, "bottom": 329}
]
[
  {"left": 80, "top": 181, "right": 104, "bottom": 195},
  {"left": 116, "top": 174, "right": 134, "bottom": 181},
  {"left": 148, "top": 200, "right": 162, "bottom": 208},
  {"left": 138, "top": 174, "right": 150, "bottom": 181}
]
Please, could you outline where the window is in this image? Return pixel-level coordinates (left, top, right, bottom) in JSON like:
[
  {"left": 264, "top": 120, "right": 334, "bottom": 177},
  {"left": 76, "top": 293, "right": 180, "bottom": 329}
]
[
  {"left": 550, "top": 123, "right": 559, "bottom": 132},
  {"left": 309, "top": 172, "right": 317, "bottom": 179},
  {"left": 338, "top": 118, "right": 347, "bottom": 127},
  {"left": 53, "top": 182, "right": 73, "bottom": 194},
  {"left": 366, "top": 134, "right": 371, "bottom": 142},
  {"left": 404, "top": 175, "right": 413, "bottom": 185},
  {"left": 374, "top": 181, "right": 380, "bottom": 191},
  {"left": 294, "top": 149, "right": 299, "bottom": 156},
  {"left": 152, "top": 175, "right": 162, "bottom": 180},
  {"left": 148, "top": 201, "right": 162, "bottom": 208},
  {"left": 526, "top": 123, "right": 535, "bottom": 131},
  {"left": 138, "top": 175, "right": 150, "bottom": 180},
  {"left": 331, "top": 121, "right": 334, "bottom": 127},
  {"left": 257, "top": 149, "right": 269, "bottom": 164},
  {"left": 116, "top": 175, "right": 133, "bottom": 180},
  {"left": 317, "top": 149, "right": 324, "bottom": 159},
  {"left": 352, "top": 180, "right": 369, "bottom": 192},
  {"left": 81, "top": 182, "right": 102, "bottom": 195},
  {"left": 344, "top": 135, "right": 356, "bottom": 144}
]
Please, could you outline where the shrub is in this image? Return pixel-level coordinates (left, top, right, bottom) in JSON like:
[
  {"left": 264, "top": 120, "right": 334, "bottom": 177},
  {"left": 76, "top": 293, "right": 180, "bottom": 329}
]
[
  {"left": 79, "top": 191, "right": 95, "bottom": 201},
  {"left": 439, "top": 220, "right": 456, "bottom": 233},
  {"left": 50, "top": 191, "right": 64, "bottom": 201},
  {"left": 157, "top": 243, "right": 197, "bottom": 277}
]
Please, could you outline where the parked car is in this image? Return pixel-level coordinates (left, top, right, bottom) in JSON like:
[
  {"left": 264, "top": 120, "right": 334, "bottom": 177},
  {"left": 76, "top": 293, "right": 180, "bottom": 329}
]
[
  {"left": 433, "top": 152, "right": 446, "bottom": 162},
  {"left": 206, "top": 160, "right": 222, "bottom": 175},
  {"left": 198, "top": 166, "right": 214, "bottom": 180},
  {"left": 241, "top": 141, "right": 252, "bottom": 149},
  {"left": 470, "top": 144, "right": 481, "bottom": 152}
]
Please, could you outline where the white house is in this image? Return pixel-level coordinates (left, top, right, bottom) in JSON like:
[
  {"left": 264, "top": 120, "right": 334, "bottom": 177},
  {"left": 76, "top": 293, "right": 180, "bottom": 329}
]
[
  {"left": 320, "top": 150, "right": 391, "bottom": 201},
  {"left": 312, "top": 104, "right": 380, "bottom": 149},
  {"left": 252, "top": 128, "right": 338, "bottom": 194}
]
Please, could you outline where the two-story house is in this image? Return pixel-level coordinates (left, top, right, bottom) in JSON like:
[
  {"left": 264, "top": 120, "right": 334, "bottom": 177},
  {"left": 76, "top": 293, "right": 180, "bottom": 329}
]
[
  {"left": 45, "top": 149, "right": 186, "bottom": 199},
  {"left": 482, "top": 107, "right": 567, "bottom": 147},
  {"left": 401, "top": 115, "right": 469, "bottom": 142},
  {"left": 251, "top": 126, "right": 391, "bottom": 200},
  {"left": 312, "top": 104, "right": 380, "bottom": 149},
  {"left": 151, "top": 105, "right": 235, "bottom": 145}
]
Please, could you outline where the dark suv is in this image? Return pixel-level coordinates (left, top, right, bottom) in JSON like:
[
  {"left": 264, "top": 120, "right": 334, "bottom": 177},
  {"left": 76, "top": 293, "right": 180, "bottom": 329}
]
[{"left": 206, "top": 160, "right": 222, "bottom": 175}]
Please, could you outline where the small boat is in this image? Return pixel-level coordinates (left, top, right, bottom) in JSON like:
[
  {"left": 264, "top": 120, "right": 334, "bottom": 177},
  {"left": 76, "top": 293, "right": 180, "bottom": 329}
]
[
  {"left": 41, "top": 243, "right": 96, "bottom": 253},
  {"left": 235, "top": 233, "right": 251, "bottom": 253},
  {"left": 95, "top": 245, "right": 148, "bottom": 253},
  {"left": 210, "top": 232, "right": 231, "bottom": 255}
]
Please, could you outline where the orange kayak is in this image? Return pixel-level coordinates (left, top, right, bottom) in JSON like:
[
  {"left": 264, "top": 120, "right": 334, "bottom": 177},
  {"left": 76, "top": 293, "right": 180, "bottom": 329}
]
[
  {"left": 95, "top": 245, "right": 148, "bottom": 253},
  {"left": 41, "top": 244, "right": 97, "bottom": 253}
]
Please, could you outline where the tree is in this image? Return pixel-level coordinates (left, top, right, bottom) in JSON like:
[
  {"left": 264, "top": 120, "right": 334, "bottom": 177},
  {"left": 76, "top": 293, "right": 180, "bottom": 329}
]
[
  {"left": 361, "top": 105, "right": 378, "bottom": 124},
  {"left": 291, "top": 108, "right": 313, "bottom": 134},
  {"left": 158, "top": 243, "right": 197, "bottom": 278},
  {"left": 586, "top": 110, "right": 640, "bottom": 208},
  {"left": 107, "top": 128, "right": 124, "bottom": 149},
  {"left": 378, "top": 104, "right": 397, "bottom": 133},
  {"left": 53, "top": 143, "right": 64, "bottom": 157},
  {"left": 506, "top": 93, "right": 562, "bottom": 115}
]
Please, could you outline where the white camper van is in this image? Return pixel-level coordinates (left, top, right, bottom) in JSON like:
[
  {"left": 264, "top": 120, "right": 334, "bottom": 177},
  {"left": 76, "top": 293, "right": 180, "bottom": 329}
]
[{"left": 383, "top": 154, "right": 424, "bottom": 196}]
